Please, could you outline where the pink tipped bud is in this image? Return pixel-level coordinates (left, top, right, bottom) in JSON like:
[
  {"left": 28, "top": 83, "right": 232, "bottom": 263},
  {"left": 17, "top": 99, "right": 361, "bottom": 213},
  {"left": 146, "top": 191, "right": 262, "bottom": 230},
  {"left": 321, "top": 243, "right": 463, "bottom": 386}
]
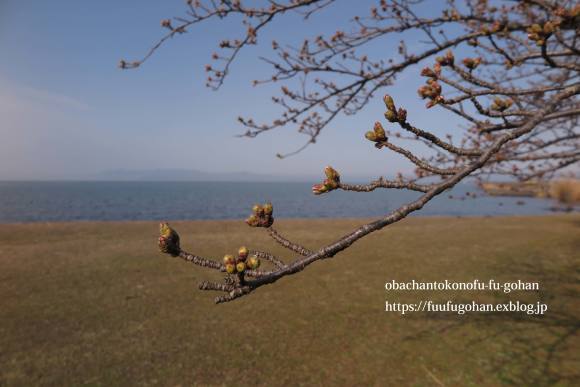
[
  {"left": 252, "top": 204, "right": 263, "bottom": 215},
  {"left": 238, "top": 246, "right": 249, "bottom": 260},
  {"left": 312, "top": 183, "right": 329, "bottom": 195},
  {"left": 418, "top": 85, "right": 432, "bottom": 99},
  {"left": 397, "top": 108, "right": 407, "bottom": 122},
  {"left": 323, "top": 178, "right": 338, "bottom": 190},
  {"left": 384, "top": 110, "right": 398, "bottom": 122},
  {"left": 236, "top": 261, "right": 246, "bottom": 273},
  {"left": 462, "top": 57, "right": 481, "bottom": 70},
  {"left": 373, "top": 122, "right": 387, "bottom": 141},
  {"left": 421, "top": 67, "right": 436, "bottom": 78},
  {"left": 324, "top": 166, "right": 340, "bottom": 182},
  {"left": 223, "top": 254, "right": 235, "bottom": 265},
  {"left": 247, "top": 256, "right": 260, "bottom": 270},
  {"left": 262, "top": 202, "right": 273, "bottom": 215},
  {"left": 245, "top": 214, "right": 259, "bottom": 227},
  {"left": 383, "top": 95, "right": 395, "bottom": 111},
  {"left": 445, "top": 50, "right": 454, "bottom": 65},
  {"left": 426, "top": 100, "right": 438, "bottom": 109},
  {"left": 225, "top": 263, "right": 236, "bottom": 274},
  {"left": 365, "top": 131, "right": 378, "bottom": 142},
  {"left": 433, "top": 63, "right": 442, "bottom": 75},
  {"left": 158, "top": 223, "right": 180, "bottom": 256}
]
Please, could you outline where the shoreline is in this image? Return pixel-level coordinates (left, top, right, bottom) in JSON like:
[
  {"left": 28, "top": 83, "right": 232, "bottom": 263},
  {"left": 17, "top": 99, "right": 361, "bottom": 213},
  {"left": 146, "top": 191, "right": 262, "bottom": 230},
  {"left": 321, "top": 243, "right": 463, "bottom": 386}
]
[{"left": 0, "top": 212, "right": 576, "bottom": 226}]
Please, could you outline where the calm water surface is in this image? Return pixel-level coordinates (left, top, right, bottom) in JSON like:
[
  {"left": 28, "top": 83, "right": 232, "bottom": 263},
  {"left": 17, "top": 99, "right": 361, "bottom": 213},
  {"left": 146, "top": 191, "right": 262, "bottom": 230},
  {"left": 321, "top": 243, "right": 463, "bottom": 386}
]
[{"left": 0, "top": 181, "right": 558, "bottom": 223}]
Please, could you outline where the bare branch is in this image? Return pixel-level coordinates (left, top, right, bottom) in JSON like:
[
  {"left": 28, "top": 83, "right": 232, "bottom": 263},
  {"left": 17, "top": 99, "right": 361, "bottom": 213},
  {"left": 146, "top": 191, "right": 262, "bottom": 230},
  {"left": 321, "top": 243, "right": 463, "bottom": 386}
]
[
  {"left": 266, "top": 227, "right": 313, "bottom": 256},
  {"left": 142, "top": 1, "right": 580, "bottom": 304}
]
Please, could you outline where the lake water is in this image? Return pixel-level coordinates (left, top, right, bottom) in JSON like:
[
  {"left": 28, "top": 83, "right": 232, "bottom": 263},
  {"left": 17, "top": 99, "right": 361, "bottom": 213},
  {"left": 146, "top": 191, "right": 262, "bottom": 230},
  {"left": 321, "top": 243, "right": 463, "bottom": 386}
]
[{"left": 0, "top": 181, "right": 559, "bottom": 223}]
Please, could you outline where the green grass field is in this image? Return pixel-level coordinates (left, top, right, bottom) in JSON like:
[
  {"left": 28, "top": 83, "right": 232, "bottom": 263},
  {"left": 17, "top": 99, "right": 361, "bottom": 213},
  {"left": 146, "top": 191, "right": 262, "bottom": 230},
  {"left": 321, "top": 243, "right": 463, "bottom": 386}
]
[{"left": 1, "top": 215, "right": 579, "bottom": 386}]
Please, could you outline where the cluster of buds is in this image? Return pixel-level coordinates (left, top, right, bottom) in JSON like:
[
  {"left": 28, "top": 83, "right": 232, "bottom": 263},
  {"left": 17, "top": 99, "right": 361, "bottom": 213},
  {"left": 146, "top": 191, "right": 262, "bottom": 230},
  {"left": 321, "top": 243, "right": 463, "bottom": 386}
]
[
  {"left": 158, "top": 222, "right": 180, "bottom": 257},
  {"left": 462, "top": 57, "right": 482, "bottom": 71},
  {"left": 245, "top": 202, "right": 274, "bottom": 227},
  {"left": 418, "top": 79, "right": 444, "bottom": 108},
  {"left": 382, "top": 95, "right": 407, "bottom": 123},
  {"left": 365, "top": 121, "right": 388, "bottom": 143},
  {"left": 223, "top": 246, "right": 261, "bottom": 275},
  {"left": 420, "top": 66, "right": 440, "bottom": 78},
  {"left": 527, "top": 21, "right": 559, "bottom": 45},
  {"left": 435, "top": 50, "right": 455, "bottom": 67},
  {"left": 312, "top": 166, "right": 340, "bottom": 195},
  {"left": 490, "top": 97, "right": 513, "bottom": 112}
]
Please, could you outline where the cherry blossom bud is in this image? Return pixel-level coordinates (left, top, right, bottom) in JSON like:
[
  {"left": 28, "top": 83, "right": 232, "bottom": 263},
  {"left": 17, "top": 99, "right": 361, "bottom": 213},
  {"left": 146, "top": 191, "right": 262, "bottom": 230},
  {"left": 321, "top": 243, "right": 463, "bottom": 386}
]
[
  {"left": 324, "top": 166, "right": 340, "bottom": 183},
  {"left": 158, "top": 222, "right": 180, "bottom": 256},
  {"left": 418, "top": 85, "right": 433, "bottom": 99},
  {"left": 383, "top": 95, "right": 396, "bottom": 112},
  {"left": 462, "top": 57, "right": 481, "bottom": 70},
  {"left": 373, "top": 121, "right": 387, "bottom": 141},
  {"left": 252, "top": 204, "right": 263, "bottom": 215},
  {"left": 397, "top": 108, "right": 407, "bottom": 122},
  {"left": 238, "top": 246, "right": 249, "bottom": 261},
  {"left": 225, "top": 263, "right": 236, "bottom": 274},
  {"left": 365, "top": 131, "right": 378, "bottom": 142},
  {"left": 245, "top": 214, "right": 259, "bottom": 227},
  {"left": 312, "top": 183, "right": 329, "bottom": 195},
  {"left": 445, "top": 50, "right": 454, "bottom": 65},
  {"left": 247, "top": 256, "right": 260, "bottom": 270},
  {"left": 433, "top": 63, "right": 442, "bottom": 75},
  {"left": 263, "top": 202, "right": 273, "bottom": 215},
  {"left": 421, "top": 67, "right": 436, "bottom": 78},
  {"left": 385, "top": 110, "right": 398, "bottom": 122},
  {"left": 223, "top": 254, "right": 235, "bottom": 265}
]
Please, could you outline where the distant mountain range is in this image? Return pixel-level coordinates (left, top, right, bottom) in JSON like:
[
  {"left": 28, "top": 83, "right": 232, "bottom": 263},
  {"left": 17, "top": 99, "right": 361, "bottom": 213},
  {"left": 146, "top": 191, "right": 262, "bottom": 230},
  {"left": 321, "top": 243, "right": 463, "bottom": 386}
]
[
  {"left": 90, "top": 169, "right": 480, "bottom": 185},
  {"left": 1, "top": 169, "right": 483, "bottom": 184},
  {"left": 93, "top": 168, "right": 318, "bottom": 182}
]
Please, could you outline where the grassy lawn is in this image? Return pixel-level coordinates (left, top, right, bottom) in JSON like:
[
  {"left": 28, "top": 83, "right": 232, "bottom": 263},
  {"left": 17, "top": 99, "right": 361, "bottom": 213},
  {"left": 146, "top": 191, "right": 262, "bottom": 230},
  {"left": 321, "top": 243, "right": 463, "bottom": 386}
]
[{"left": 1, "top": 215, "right": 579, "bottom": 386}]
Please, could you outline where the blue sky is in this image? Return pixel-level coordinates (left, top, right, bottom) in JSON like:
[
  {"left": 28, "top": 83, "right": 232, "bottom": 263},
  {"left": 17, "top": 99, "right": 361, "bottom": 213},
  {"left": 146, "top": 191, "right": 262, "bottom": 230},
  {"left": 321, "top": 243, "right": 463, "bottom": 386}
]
[{"left": 0, "top": 0, "right": 464, "bottom": 180}]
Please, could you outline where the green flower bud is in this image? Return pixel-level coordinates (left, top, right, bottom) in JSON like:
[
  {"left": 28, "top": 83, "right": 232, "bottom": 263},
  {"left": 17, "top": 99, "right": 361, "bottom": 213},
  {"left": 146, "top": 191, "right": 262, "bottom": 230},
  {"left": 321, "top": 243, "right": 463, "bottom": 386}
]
[
  {"left": 323, "top": 178, "right": 338, "bottom": 190},
  {"left": 252, "top": 204, "right": 262, "bottom": 215},
  {"left": 383, "top": 95, "right": 395, "bottom": 111},
  {"left": 236, "top": 261, "right": 246, "bottom": 273},
  {"left": 245, "top": 214, "right": 259, "bottom": 227},
  {"left": 373, "top": 121, "right": 386, "bottom": 141},
  {"left": 247, "top": 256, "right": 260, "bottom": 269},
  {"left": 365, "top": 131, "right": 377, "bottom": 142},
  {"left": 529, "top": 24, "right": 542, "bottom": 34},
  {"left": 324, "top": 166, "right": 340, "bottom": 182},
  {"left": 384, "top": 110, "right": 398, "bottom": 122},
  {"left": 238, "top": 246, "right": 249, "bottom": 260},
  {"left": 158, "top": 222, "right": 180, "bottom": 256},
  {"left": 225, "top": 263, "right": 236, "bottom": 274},
  {"left": 263, "top": 202, "right": 273, "bottom": 215}
]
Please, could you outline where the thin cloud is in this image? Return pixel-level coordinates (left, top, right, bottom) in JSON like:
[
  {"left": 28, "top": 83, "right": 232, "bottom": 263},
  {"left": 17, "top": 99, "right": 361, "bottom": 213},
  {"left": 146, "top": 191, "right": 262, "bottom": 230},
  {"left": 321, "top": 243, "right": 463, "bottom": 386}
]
[{"left": 0, "top": 77, "right": 90, "bottom": 112}]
